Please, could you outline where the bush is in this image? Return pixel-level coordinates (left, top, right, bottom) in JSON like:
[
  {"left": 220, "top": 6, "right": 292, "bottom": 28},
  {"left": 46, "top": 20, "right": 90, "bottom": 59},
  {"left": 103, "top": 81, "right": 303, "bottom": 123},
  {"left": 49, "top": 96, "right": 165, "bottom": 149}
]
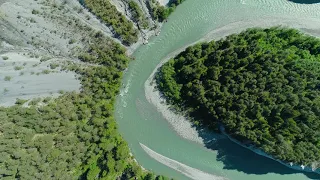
[
  {"left": 32, "top": 9, "right": 40, "bottom": 14},
  {"left": 14, "top": 66, "right": 23, "bottom": 70},
  {"left": 4, "top": 76, "right": 11, "bottom": 81},
  {"left": 69, "top": 38, "right": 76, "bottom": 44},
  {"left": 15, "top": 98, "right": 28, "bottom": 105}
]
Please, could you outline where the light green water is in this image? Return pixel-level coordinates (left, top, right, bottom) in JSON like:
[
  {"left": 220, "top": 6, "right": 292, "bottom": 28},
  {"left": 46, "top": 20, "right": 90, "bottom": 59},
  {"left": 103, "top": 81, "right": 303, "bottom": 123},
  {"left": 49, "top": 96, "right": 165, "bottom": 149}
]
[{"left": 115, "top": 0, "right": 320, "bottom": 179}]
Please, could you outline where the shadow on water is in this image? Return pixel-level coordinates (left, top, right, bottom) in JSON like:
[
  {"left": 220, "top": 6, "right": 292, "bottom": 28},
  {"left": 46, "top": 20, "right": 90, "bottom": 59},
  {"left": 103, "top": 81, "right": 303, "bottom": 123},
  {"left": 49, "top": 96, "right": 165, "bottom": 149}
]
[
  {"left": 156, "top": 78, "right": 319, "bottom": 179},
  {"left": 193, "top": 125, "right": 320, "bottom": 179},
  {"left": 288, "top": 0, "right": 320, "bottom": 4}
]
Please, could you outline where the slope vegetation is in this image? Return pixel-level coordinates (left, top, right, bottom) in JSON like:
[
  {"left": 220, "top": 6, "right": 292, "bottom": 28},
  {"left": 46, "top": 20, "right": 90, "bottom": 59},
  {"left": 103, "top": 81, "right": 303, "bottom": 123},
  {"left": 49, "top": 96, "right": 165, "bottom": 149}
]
[
  {"left": 0, "top": 30, "right": 170, "bottom": 180},
  {"left": 0, "top": 0, "right": 171, "bottom": 179},
  {"left": 84, "top": 0, "right": 139, "bottom": 45}
]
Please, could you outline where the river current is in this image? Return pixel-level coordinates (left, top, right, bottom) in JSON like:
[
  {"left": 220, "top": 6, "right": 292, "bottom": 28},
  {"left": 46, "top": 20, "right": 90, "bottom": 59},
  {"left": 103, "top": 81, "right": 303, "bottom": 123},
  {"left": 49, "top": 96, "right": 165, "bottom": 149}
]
[{"left": 115, "top": 0, "right": 320, "bottom": 179}]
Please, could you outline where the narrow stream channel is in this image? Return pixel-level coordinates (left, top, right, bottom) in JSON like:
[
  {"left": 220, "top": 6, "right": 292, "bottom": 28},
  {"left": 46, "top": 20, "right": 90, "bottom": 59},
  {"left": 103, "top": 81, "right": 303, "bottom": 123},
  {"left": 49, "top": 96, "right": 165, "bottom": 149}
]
[{"left": 115, "top": 0, "right": 320, "bottom": 179}]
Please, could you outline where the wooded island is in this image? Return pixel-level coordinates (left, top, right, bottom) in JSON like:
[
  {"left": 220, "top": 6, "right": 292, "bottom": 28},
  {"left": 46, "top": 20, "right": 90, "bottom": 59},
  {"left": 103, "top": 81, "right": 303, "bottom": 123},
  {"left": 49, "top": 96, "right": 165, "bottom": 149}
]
[{"left": 156, "top": 27, "right": 320, "bottom": 168}]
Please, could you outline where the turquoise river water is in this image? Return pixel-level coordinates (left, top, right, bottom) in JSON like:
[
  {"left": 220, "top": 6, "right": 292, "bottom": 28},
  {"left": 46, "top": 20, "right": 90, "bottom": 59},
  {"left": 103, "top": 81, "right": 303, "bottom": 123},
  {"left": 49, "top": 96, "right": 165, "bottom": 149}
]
[{"left": 115, "top": 0, "right": 320, "bottom": 179}]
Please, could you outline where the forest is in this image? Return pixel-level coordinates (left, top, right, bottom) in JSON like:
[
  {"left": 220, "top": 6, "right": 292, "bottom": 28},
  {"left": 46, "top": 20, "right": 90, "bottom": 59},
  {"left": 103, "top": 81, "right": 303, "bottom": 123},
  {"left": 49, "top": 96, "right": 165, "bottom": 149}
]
[
  {"left": 156, "top": 27, "right": 320, "bottom": 167},
  {"left": 84, "top": 0, "right": 139, "bottom": 45},
  {"left": 0, "top": 31, "right": 171, "bottom": 179}
]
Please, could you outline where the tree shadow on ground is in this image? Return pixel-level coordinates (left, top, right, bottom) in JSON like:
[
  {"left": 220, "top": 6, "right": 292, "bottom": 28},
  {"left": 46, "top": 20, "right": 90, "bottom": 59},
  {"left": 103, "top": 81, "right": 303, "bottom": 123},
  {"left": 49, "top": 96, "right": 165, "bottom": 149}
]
[
  {"left": 288, "top": 0, "right": 320, "bottom": 4},
  {"left": 194, "top": 125, "right": 320, "bottom": 179}
]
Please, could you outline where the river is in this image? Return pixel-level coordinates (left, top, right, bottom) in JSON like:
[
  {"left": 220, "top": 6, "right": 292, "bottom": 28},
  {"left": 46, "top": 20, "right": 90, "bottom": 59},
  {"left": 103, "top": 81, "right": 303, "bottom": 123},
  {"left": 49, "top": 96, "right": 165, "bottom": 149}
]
[{"left": 115, "top": 0, "right": 320, "bottom": 179}]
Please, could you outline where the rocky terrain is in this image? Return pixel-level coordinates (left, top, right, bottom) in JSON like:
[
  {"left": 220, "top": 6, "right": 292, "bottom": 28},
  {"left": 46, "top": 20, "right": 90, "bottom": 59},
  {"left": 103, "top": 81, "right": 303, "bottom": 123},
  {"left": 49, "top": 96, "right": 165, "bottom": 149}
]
[{"left": 0, "top": 0, "right": 165, "bottom": 106}]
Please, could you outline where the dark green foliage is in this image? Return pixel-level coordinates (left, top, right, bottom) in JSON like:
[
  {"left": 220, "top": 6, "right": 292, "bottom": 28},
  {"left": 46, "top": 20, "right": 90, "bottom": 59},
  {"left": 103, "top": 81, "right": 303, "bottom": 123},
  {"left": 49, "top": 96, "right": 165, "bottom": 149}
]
[
  {"left": 128, "top": 1, "right": 149, "bottom": 29},
  {"left": 148, "top": 0, "right": 185, "bottom": 22},
  {"left": 157, "top": 27, "right": 320, "bottom": 166},
  {"left": 15, "top": 98, "right": 28, "bottom": 105},
  {"left": 0, "top": 31, "right": 170, "bottom": 179},
  {"left": 84, "top": 0, "right": 138, "bottom": 45}
]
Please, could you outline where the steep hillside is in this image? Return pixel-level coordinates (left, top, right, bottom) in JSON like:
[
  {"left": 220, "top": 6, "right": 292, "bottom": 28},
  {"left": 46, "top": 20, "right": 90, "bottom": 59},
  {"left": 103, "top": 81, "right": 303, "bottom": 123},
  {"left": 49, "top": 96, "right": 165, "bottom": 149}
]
[{"left": 0, "top": 0, "right": 173, "bottom": 179}]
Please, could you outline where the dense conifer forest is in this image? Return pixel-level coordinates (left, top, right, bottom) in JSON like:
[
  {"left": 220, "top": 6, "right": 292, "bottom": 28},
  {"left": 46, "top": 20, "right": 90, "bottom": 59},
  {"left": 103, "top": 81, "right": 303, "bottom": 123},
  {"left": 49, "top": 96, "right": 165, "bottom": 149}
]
[
  {"left": 0, "top": 31, "right": 171, "bottom": 180},
  {"left": 156, "top": 27, "right": 320, "bottom": 167}
]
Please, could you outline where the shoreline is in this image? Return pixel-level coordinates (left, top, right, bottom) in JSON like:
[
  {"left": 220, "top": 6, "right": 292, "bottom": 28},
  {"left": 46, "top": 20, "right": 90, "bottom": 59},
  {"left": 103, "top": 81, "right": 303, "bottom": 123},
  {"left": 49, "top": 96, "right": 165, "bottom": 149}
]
[
  {"left": 220, "top": 126, "right": 320, "bottom": 174},
  {"left": 140, "top": 143, "right": 228, "bottom": 180},
  {"left": 145, "top": 71, "right": 225, "bottom": 145},
  {"left": 144, "top": 17, "right": 320, "bottom": 175},
  {"left": 127, "top": 24, "right": 163, "bottom": 55}
]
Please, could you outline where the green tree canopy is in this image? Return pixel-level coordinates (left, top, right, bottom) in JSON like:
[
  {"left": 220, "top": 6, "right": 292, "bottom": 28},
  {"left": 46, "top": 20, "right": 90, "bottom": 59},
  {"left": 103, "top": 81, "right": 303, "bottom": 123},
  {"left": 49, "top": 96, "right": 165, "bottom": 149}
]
[
  {"left": 0, "top": 31, "right": 171, "bottom": 180},
  {"left": 157, "top": 27, "right": 320, "bottom": 167}
]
